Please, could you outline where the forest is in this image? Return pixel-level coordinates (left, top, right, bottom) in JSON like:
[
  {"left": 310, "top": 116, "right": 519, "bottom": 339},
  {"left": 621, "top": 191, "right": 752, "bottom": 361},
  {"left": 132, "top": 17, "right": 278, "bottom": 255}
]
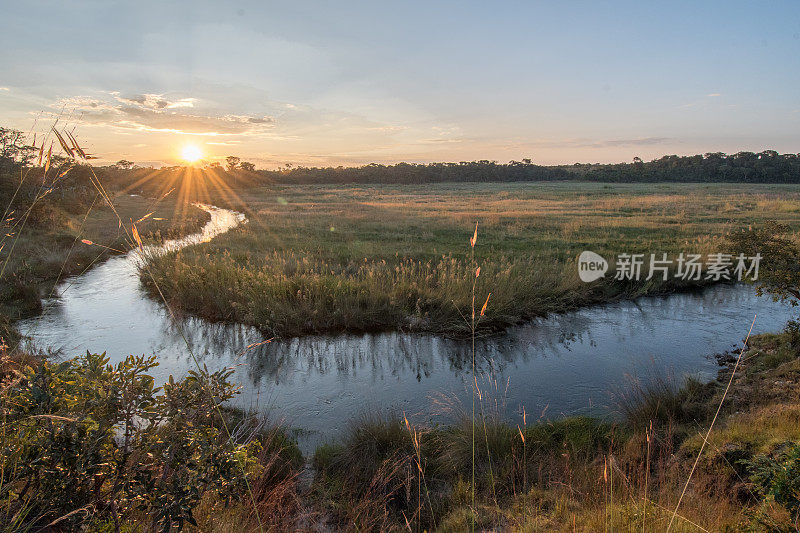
[{"left": 260, "top": 151, "right": 800, "bottom": 184}]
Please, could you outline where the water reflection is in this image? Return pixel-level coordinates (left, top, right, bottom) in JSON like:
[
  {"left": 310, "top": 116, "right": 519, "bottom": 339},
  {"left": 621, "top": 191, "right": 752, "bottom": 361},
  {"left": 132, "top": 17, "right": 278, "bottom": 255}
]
[{"left": 18, "top": 205, "right": 793, "bottom": 453}]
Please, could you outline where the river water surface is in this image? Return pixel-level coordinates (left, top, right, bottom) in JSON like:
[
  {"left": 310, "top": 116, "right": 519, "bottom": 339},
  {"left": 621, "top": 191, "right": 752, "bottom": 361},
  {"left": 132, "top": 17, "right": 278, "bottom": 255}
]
[{"left": 19, "top": 205, "right": 793, "bottom": 452}]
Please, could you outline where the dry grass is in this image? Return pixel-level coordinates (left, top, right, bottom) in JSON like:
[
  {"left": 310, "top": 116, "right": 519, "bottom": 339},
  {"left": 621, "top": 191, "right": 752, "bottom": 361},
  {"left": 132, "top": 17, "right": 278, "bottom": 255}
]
[{"left": 139, "top": 182, "right": 800, "bottom": 338}]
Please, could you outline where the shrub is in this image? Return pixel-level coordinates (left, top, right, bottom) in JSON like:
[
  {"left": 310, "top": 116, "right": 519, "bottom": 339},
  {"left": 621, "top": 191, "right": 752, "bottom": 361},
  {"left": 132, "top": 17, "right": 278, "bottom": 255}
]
[
  {"left": 747, "top": 442, "right": 800, "bottom": 526},
  {"left": 784, "top": 319, "right": 800, "bottom": 352},
  {"left": 0, "top": 352, "right": 272, "bottom": 531}
]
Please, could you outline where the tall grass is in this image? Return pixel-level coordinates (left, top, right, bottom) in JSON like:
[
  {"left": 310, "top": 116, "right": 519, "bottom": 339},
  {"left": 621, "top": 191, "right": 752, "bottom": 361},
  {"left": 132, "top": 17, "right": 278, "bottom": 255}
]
[
  {"left": 615, "top": 373, "right": 712, "bottom": 430},
  {"left": 135, "top": 182, "right": 789, "bottom": 338},
  {"left": 141, "top": 247, "right": 714, "bottom": 338}
]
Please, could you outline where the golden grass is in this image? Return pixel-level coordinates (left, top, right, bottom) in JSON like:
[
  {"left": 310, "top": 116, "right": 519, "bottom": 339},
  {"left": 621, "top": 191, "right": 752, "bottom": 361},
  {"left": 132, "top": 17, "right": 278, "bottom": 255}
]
[{"left": 141, "top": 182, "right": 800, "bottom": 337}]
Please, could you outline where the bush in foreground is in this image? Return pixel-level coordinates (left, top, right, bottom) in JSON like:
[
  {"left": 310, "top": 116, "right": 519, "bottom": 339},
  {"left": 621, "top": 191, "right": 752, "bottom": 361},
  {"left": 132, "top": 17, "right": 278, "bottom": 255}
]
[{"left": 0, "top": 351, "right": 301, "bottom": 531}]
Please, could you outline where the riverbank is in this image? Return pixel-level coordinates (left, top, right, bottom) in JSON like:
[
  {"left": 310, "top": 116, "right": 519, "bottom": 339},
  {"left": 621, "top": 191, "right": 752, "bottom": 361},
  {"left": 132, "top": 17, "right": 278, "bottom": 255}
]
[
  {"left": 303, "top": 325, "right": 800, "bottom": 531},
  {"left": 3, "top": 326, "right": 799, "bottom": 530},
  {"left": 140, "top": 182, "right": 800, "bottom": 338},
  {"left": 0, "top": 191, "right": 209, "bottom": 324}
]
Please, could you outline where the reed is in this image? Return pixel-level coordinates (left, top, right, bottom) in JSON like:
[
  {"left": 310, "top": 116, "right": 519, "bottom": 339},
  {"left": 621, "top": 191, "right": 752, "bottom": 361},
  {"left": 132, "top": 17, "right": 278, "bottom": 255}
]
[{"left": 139, "top": 182, "right": 800, "bottom": 338}]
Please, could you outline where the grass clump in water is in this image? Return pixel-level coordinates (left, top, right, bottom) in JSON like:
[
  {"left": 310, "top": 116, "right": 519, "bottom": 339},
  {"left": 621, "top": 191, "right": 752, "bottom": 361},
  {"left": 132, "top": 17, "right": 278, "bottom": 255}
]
[{"left": 137, "top": 182, "right": 795, "bottom": 337}]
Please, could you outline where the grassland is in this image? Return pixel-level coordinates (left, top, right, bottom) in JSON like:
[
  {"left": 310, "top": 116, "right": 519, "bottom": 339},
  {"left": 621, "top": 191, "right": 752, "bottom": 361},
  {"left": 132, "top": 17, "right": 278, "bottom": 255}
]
[
  {"left": 5, "top": 170, "right": 800, "bottom": 530},
  {"left": 143, "top": 182, "right": 800, "bottom": 337}
]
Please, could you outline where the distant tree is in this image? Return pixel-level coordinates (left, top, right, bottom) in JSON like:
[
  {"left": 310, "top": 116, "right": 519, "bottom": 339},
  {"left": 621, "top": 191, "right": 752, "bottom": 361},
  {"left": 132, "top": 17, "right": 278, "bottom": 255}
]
[
  {"left": 225, "top": 156, "right": 240, "bottom": 172},
  {"left": 0, "top": 127, "right": 34, "bottom": 169},
  {"left": 206, "top": 161, "right": 222, "bottom": 171},
  {"left": 729, "top": 221, "right": 800, "bottom": 305},
  {"left": 114, "top": 159, "right": 135, "bottom": 170},
  {"left": 239, "top": 161, "right": 255, "bottom": 172}
]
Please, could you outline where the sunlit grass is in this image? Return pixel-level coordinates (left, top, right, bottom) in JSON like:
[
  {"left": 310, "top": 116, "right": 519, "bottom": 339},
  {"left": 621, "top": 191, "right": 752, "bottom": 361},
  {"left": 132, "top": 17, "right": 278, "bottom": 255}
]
[{"left": 142, "top": 182, "right": 800, "bottom": 337}]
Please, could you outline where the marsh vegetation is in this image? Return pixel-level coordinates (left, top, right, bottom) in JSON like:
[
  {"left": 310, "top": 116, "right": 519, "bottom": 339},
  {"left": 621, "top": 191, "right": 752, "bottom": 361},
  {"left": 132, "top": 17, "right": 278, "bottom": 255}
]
[{"left": 143, "top": 182, "right": 800, "bottom": 337}]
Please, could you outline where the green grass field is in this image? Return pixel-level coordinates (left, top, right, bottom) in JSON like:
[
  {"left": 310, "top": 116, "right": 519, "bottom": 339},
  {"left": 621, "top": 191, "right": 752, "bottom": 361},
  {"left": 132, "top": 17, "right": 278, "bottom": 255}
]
[{"left": 143, "top": 182, "right": 800, "bottom": 337}]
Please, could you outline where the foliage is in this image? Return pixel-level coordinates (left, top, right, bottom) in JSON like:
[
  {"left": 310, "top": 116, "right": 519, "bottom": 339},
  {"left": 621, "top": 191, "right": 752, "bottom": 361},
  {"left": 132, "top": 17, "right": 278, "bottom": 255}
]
[
  {"left": 0, "top": 127, "right": 35, "bottom": 172},
  {"left": 729, "top": 221, "right": 800, "bottom": 305},
  {"left": 253, "top": 151, "right": 800, "bottom": 185},
  {"left": 264, "top": 159, "right": 570, "bottom": 184},
  {"left": 0, "top": 352, "right": 268, "bottom": 531},
  {"left": 786, "top": 319, "right": 800, "bottom": 351},
  {"left": 225, "top": 156, "right": 241, "bottom": 172},
  {"left": 746, "top": 442, "right": 800, "bottom": 525},
  {"left": 562, "top": 151, "right": 800, "bottom": 184}
]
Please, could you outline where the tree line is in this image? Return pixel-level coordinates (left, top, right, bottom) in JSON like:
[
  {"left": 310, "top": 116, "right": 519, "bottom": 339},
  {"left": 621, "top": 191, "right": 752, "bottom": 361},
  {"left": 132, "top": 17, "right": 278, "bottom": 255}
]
[
  {"left": 559, "top": 151, "right": 800, "bottom": 183},
  {"left": 3, "top": 126, "right": 799, "bottom": 185},
  {"left": 261, "top": 152, "right": 800, "bottom": 184}
]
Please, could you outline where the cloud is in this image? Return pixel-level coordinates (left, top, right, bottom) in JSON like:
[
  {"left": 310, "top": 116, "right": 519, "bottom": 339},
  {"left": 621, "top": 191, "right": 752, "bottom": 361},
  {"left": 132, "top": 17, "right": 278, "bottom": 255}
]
[
  {"left": 114, "top": 93, "right": 197, "bottom": 110},
  {"left": 53, "top": 93, "right": 274, "bottom": 136},
  {"left": 707, "top": 93, "right": 721, "bottom": 97}
]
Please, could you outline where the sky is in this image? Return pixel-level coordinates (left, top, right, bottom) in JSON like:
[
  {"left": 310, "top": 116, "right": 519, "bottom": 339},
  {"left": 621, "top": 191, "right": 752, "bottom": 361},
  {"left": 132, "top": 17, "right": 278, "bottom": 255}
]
[{"left": 1, "top": 1, "right": 798, "bottom": 168}]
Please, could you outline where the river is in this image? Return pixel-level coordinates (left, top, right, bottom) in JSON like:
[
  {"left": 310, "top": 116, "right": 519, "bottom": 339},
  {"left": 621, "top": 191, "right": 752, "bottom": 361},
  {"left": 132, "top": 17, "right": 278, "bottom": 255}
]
[{"left": 19, "top": 205, "right": 792, "bottom": 453}]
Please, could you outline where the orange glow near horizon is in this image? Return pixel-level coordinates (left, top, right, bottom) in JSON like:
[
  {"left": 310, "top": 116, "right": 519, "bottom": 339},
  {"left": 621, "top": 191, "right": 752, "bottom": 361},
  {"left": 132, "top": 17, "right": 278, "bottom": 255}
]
[{"left": 180, "top": 144, "right": 203, "bottom": 163}]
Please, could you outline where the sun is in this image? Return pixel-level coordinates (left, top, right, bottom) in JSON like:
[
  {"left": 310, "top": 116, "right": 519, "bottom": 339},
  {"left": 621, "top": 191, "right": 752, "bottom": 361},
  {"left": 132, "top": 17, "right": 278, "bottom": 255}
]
[{"left": 180, "top": 144, "right": 203, "bottom": 163}]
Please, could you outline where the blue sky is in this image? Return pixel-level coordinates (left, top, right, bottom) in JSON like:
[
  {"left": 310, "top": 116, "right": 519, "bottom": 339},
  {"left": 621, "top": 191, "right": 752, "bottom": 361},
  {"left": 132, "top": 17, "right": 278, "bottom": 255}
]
[{"left": 1, "top": 1, "right": 798, "bottom": 167}]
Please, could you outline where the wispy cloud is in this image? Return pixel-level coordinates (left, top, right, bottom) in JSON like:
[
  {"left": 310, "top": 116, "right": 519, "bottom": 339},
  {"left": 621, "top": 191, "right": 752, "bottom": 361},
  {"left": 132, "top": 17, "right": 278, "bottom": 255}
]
[
  {"left": 52, "top": 92, "right": 275, "bottom": 136},
  {"left": 707, "top": 93, "right": 721, "bottom": 97},
  {"left": 113, "top": 93, "right": 196, "bottom": 110}
]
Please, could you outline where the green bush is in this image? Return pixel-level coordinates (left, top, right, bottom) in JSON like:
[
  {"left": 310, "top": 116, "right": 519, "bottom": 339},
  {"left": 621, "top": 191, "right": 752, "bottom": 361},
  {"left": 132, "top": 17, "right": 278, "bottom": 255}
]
[
  {"left": 784, "top": 319, "right": 800, "bottom": 352},
  {"left": 1, "top": 352, "right": 263, "bottom": 531},
  {"left": 747, "top": 442, "right": 800, "bottom": 525}
]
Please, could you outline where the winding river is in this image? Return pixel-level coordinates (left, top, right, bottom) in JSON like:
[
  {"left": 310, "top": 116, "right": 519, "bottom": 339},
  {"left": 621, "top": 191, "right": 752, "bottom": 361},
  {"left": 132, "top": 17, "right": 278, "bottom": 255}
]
[{"left": 19, "top": 205, "right": 793, "bottom": 452}]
